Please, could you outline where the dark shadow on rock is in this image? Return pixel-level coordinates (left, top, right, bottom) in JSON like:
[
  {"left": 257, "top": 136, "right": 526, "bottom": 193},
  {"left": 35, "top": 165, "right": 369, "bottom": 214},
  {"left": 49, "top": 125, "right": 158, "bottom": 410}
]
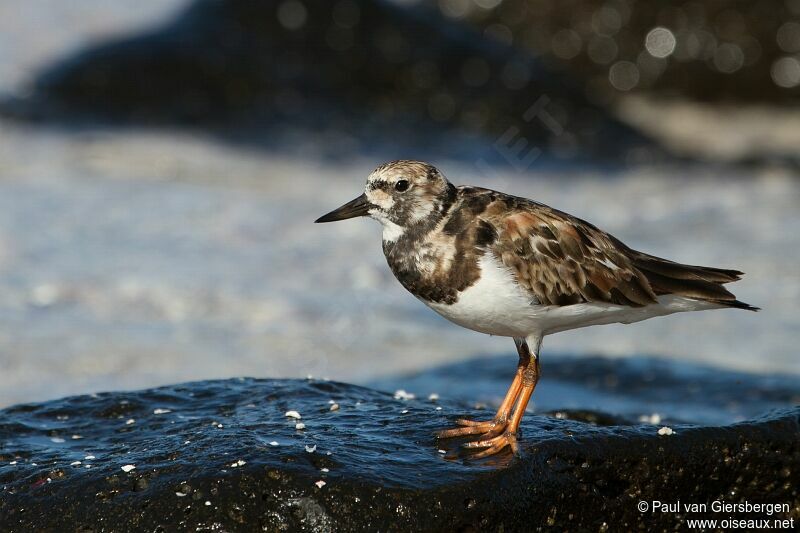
[
  {"left": 0, "top": 375, "right": 798, "bottom": 531},
  {"left": 0, "top": 0, "right": 665, "bottom": 165},
  {"left": 369, "top": 354, "right": 800, "bottom": 426}
]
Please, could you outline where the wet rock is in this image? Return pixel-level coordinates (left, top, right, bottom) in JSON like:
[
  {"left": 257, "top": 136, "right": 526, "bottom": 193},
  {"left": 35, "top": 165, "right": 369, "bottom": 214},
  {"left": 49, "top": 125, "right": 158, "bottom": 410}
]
[
  {"left": 2, "top": 0, "right": 657, "bottom": 162},
  {"left": 0, "top": 371, "right": 798, "bottom": 531}
]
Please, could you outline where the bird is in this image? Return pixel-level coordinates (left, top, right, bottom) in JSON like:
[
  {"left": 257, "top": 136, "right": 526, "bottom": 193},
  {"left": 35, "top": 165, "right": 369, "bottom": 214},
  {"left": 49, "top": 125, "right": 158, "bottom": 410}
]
[{"left": 315, "top": 160, "right": 758, "bottom": 458}]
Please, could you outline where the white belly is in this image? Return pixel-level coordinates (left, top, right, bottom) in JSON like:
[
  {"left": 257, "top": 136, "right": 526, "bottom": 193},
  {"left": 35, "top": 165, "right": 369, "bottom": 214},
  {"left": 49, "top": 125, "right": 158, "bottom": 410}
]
[{"left": 424, "top": 254, "right": 720, "bottom": 338}]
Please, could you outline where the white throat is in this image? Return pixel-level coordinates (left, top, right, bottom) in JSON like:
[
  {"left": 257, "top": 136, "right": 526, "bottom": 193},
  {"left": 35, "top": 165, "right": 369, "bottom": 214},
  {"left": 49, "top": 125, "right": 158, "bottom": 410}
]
[
  {"left": 369, "top": 208, "right": 406, "bottom": 243},
  {"left": 380, "top": 220, "right": 405, "bottom": 242}
]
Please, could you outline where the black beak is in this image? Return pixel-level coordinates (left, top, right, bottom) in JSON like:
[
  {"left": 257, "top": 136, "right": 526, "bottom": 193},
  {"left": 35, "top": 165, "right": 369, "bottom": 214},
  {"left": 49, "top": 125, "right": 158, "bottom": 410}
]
[{"left": 315, "top": 193, "right": 372, "bottom": 223}]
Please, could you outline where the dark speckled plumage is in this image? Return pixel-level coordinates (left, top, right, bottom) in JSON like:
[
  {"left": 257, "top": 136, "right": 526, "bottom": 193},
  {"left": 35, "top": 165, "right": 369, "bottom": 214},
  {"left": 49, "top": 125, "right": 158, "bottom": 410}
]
[{"left": 375, "top": 162, "right": 756, "bottom": 311}]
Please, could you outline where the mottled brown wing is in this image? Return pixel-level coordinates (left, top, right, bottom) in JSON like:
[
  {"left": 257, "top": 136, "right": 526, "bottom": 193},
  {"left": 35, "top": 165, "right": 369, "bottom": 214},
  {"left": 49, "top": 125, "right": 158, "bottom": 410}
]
[{"left": 487, "top": 205, "right": 658, "bottom": 307}]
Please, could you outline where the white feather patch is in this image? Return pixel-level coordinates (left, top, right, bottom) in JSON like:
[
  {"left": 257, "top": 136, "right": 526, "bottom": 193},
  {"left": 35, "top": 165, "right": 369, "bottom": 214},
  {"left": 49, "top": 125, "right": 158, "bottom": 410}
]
[
  {"left": 424, "top": 253, "right": 721, "bottom": 338},
  {"left": 381, "top": 220, "right": 405, "bottom": 242}
]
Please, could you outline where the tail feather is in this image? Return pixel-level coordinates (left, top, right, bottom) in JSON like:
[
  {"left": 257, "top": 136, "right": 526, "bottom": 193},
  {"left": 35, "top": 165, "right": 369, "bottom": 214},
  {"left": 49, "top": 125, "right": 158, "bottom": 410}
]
[
  {"left": 631, "top": 253, "right": 759, "bottom": 311},
  {"left": 631, "top": 253, "right": 743, "bottom": 284},
  {"left": 715, "top": 299, "right": 761, "bottom": 311}
]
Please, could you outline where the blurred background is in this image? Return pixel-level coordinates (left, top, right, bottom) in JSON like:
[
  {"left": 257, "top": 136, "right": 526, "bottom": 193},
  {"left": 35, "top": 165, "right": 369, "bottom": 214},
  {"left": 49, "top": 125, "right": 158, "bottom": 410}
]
[{"left": 0, "top": 0, "right": 798, "bottom": 409}]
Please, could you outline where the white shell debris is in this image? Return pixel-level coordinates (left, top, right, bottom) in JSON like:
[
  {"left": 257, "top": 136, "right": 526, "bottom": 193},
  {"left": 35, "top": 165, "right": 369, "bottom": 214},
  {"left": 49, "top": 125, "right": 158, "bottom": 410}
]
[
  {"left": 50, "top": 437, "right": 65, "bottom": 443},
  {"left": 435, "top": 407, "right": 442, "bottom": 411},
  {"left": 657, "top": 426, "right": 675, "bottom": 436},
  {"left": 175, "top": 492, "right": 187, "bottom": 497},
  {"left": 70, "top": 461, "right": 82, "bottom": 466},
  {"left": 305, "top": 444, "right": 317, "bottom": 453},
  {"left": 320, "top": 468, "right": 329, "bottom": 473},
  {"left": 9, "top": 461, "right": 17, "bottom": 465},
  {"left": 269, "top": 441, "right": 279, "bottom": 446},
  {"left": 315, "top": 480, "right": 326, "bottom": 489},
  {"left": 295, "top": 422, "right": 306, "bottom": 430},
  {"left": 230, "top": 459, "right": 246, "bottom": 468},
  {"left": 284, "top": 410, "right": 302, "bottom": 420},
  {"left": 438, "top": 449, "right": 447, "bottom": 454},
  {"left": 401, "top": 409, "right": 409, "bottom": 414},
  {"left": 428, "top": 393, "right": 440, "bottom": 401},
  {"left": 394, "top": 389, "right": 415, "bottom": 400},
  {"left": 205, "top": 501, "right": 212, "bottom": 506},
  {"left": 125, "top": 419, "right": 135, "bottom": 425},
  {"left": 329, "top": 403, "right": 340, "bottom": 411},
  {"left": 121, "top": 464, "right": 136, "bottom": 473},
  {"left": 71, "top": 435, "right": 83, "bottom": 440},
  {"left": 153, "top": 408, "right": 171, "bottom": 415},
  {"left": 85, "top": 455, "right": 96, "bottom": 460}
]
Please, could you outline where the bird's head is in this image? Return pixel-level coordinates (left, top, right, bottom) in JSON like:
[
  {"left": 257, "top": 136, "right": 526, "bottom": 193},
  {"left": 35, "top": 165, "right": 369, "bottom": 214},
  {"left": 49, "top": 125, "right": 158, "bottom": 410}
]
[{"left": 315, "top": 160, "right": 455, "bottom": 241}]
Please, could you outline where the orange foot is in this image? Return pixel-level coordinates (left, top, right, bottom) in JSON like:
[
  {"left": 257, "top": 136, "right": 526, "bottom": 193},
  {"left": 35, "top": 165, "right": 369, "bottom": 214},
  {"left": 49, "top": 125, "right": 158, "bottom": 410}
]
[
  {"left": 436, "top": 418, "right": 519, "bottom": 459},
  {"left": 438, "top": 340, "right": 540, "bottom": 459},
  {"left": 462, "top": 431, "right": 519, "bottom": 458},
  {"left": 436, "top": 417, "right": 508, "bottom": 439},
  {"left": 437, "top": 419, "right": 518, "bottom": 458}
]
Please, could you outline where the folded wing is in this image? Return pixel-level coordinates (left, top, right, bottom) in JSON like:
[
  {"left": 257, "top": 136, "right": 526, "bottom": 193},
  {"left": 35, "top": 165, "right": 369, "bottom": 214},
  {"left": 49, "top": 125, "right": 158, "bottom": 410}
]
[{"left": 485, "top": 202, "right": 756, "bottom": 310}]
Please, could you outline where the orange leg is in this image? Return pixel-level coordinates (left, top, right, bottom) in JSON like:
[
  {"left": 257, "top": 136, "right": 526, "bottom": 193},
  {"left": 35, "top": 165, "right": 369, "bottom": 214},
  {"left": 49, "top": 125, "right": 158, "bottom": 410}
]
[
  {"left": 463, "top": 357, "right": 539, "bottom": 458},
  {"left": 437, "top": 339, "right": 538, "bottom": 454}
]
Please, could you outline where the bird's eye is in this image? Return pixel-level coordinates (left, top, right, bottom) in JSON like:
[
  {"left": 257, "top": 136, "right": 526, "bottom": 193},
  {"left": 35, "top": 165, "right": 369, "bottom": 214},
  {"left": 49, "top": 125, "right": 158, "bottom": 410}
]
[{"left": 394, "top": 180, "right": 409, "bottom": 192}]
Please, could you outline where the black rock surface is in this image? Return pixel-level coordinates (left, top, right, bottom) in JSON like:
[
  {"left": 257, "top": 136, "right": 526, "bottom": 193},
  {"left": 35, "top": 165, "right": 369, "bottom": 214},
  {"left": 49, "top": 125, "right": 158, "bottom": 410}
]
[
  {"left": 1, "top": 0, "right": 658, "bottom": 163},
  {"left": 1, "top": 360, "right": 798, "bottom": 532}
]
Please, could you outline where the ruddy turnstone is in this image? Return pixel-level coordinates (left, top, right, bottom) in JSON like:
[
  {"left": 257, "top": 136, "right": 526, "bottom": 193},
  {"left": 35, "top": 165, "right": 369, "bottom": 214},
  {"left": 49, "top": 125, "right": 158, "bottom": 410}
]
[{"left": 316, "top": 160, "right": 758, "bottom": 458}]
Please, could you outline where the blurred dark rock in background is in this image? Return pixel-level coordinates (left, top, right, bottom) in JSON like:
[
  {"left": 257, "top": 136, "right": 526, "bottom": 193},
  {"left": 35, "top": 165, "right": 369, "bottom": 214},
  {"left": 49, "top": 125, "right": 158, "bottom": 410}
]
[
  {"left": 4, "top": 0, "right": 798, "bottom": 163},
  {"left": 449, "top": 0, "right": 800, "bottom": 105},
  {"left": 3, "top": 0, "right": 660, "bottom": 163}
]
